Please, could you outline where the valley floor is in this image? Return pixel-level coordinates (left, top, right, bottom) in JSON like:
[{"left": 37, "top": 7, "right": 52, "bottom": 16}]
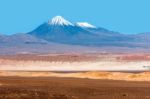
[
  {"left": 0, "top": 77, "right": 150, "bottom": 99},
  {"left": 0, "top": 54, "right": 150, "bottom": 99}
]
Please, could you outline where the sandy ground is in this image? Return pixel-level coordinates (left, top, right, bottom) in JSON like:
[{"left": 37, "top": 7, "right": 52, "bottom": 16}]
[
  {"left": 0, "top": 71, "right": 150, "bottom": 81},
  {"left": 0, "top": 77, "right": 150, "bottom": 99},
  {"left": 1, "top": 54, "right": 150, "bottom": 81},
  {"left": 0, "top": 54, "right": 150, "bottom": 98}
]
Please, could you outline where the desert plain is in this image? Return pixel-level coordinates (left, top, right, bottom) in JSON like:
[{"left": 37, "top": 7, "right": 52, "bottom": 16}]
[{"left": 0, "top": 53, "right": 150, "bottom": 99}]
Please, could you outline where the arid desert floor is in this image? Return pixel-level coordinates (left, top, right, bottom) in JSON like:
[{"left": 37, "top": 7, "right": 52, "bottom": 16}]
[
  {"left": 0, "top": 77, "right": 150, "bottom": 99},
  {"left": 0, "top": 53, "right": 150, "bottom": 99}
]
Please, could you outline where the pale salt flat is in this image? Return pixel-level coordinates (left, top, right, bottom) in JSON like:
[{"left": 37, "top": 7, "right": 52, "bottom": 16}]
[{"left": 0, "top": 59, "right": 150, "bottom": 71}]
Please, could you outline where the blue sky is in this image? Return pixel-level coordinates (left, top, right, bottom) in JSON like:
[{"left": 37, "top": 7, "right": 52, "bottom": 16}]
[{"left": 0, "top": 0, "right": 150, "bottom": 34}]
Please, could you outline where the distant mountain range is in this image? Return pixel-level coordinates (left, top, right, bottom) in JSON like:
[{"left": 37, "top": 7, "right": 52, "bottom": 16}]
[{"left": 0, "top": 16, "right": 150, "bottom": 55}]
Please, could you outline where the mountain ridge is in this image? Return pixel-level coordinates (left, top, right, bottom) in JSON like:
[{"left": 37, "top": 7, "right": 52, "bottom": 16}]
[
  {"left": 28, "top": 16, "right": 138, "bottom": 47},
  {"left": 0, "top": 16, "right": 150, "bottom": 54}
]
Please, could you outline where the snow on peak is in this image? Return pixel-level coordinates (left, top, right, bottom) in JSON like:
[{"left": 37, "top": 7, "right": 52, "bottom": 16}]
[
  {"left": 48, "top": 16, "right": 74, "bottom": 26},
  {"left": 76, "top": 22, "right": 96, "bottom": 28}
]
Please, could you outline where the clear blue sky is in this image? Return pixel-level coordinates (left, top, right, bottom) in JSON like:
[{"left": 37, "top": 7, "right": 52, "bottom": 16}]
[{"left": 0, "top": 0, "right": 150, "bottom": 34}]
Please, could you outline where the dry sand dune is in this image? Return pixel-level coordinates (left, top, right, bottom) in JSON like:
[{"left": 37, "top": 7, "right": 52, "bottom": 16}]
[{"left": 0, "top": 71, "right": 150, "bottom": 81}]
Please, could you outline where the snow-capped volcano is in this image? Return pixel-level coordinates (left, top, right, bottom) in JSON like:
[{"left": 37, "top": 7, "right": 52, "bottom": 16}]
[
  {"left": 29, "top": 15, "right": 134, "bottom": 46},
  {"left": 29, "top": 16, "right": 101, "bottom": 44},
  {"left": 76, "top": 22, "right": 96, "bottom": 28},
  {"left": 48, "top": 16, "right": 74, "bottom": 26},
  {"left": 2, "top": 15, "right": 150, "bottom": 55}
]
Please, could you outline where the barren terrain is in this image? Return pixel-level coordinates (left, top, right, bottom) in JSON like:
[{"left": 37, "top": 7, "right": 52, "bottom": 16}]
[
  {"left": 0, "top": 54, "right": 150, "bottom": 99},
  {"left": 0, "top": 77, "right": 150, "bottom": 99},
  {"left": 0, "top": 53, "right": 150, "bottom": 71}
]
